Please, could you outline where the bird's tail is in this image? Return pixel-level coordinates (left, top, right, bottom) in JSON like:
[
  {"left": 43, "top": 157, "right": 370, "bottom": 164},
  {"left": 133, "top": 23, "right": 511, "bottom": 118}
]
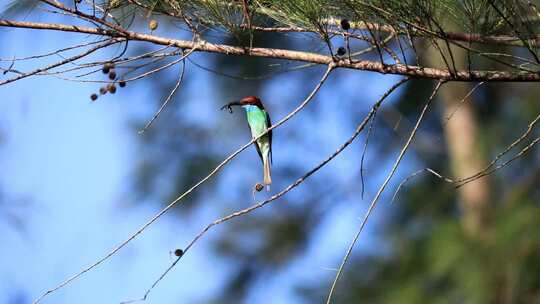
[{"left": 263, "top": 153, "right": 272, "bottom": 190}]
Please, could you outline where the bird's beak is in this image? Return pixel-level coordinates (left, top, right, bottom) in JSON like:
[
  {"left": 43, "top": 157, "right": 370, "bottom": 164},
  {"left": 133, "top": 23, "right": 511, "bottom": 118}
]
[{"left": 220, "top": 100, "right": 242, "bottom": 113}]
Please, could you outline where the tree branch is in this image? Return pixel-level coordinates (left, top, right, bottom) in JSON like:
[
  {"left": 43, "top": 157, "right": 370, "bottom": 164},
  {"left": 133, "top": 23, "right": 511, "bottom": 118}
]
[{"left": 2, "top": 19, "right": 540, "bottom": 82}]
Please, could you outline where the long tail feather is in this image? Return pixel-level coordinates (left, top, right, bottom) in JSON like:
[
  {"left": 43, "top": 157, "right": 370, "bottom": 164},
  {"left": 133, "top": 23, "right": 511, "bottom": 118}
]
[{"left": 263, "top": 153, "right": 272, "bottom": 190}]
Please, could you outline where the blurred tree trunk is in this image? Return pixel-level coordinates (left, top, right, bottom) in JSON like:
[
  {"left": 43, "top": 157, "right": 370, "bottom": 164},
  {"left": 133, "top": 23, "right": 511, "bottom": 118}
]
[
  {"left": 440, "top": 82, "right": 490, "bottom": 236},
  {"left": 425, "top": 43, "right": 491, "bottom": 236}
]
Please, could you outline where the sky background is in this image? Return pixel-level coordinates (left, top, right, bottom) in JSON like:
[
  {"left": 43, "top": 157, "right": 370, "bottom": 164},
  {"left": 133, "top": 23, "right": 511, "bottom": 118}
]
[{"left": 0, "top": 7, "right": 422, "bottom": 304}]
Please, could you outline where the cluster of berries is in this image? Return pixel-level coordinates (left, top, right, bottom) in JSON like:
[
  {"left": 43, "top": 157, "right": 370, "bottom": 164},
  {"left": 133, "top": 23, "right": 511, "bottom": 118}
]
[{"left": 90, "top": 63, "right": 126, "bottom": 101}]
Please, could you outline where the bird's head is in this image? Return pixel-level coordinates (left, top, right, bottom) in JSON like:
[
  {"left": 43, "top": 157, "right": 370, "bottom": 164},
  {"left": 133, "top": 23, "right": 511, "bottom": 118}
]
[{"left": 221, "top": 96, "right": 264, "bottom": 113}]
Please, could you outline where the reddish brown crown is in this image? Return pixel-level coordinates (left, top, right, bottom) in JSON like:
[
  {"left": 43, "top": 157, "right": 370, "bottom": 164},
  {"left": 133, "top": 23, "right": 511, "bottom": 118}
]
[{"left": 240, "top": 96, "right": 264, "bottom": 109}]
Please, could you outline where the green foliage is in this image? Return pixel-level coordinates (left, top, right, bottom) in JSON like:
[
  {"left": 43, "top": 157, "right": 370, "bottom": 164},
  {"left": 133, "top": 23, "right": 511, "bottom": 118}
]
[
  {"left": 97, "top": 1, "right": 531, "bottom": 40},
  {"left": 257, "top": 0, "right": 334, "bottom": 30}
]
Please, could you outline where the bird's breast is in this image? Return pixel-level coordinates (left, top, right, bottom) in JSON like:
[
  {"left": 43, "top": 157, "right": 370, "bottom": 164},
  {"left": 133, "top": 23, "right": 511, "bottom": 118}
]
[{"left": 244, "top": 109, "right": 268, "bottom": 138}]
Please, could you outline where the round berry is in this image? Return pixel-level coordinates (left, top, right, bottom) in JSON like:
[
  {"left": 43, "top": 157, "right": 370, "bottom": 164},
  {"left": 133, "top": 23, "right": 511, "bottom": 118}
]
[
  {"left": 337, "top": 47, "right": 347, "bottom": 56},
  {"left": 107, "top": 84, "right": 117, "bottom": 94},
  {"left": 102, "top": 63, "right": 114, "bottom": 74},
  {"left": 340, "top": 19, "right": 351, "bottom": 31},
  {"left": 149, "top": 20, "right": 158, "bottom": 31},
  {"left": 90, "top": 93, "right": 98, "bottom": 101}
]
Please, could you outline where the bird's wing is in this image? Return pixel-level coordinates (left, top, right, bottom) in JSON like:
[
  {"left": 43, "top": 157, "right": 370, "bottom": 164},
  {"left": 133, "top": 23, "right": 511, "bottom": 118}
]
[
  {"left": 254, "top": 138, "right": 264, "bottom": 164},
  {"left": 266, "top": 111, "right": 272, "bottom": 164}
]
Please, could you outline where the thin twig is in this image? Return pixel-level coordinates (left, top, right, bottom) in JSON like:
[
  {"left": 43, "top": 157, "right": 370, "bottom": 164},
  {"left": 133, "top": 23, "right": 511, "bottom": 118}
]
[
  {"left": 455, "top": 136, "right": 539, "bottom": 188},
  {"left": 391, "top": 113, "right": 540, "bottom": 199},
  {"left": 0, "top": 39, "right": 121, "bottom": 86},
  {"left": 0, "top": 38, "right": 108, "bottom": 62},
  {"left": 138, "top": 48, "right": 197, "bottom": 134},
  {"left": 455, "top": 114, "right": 540, "bottom": 186},
  {"left": 326, "top": 80, "right": 444, "bottom": 304},
  {"left": 487, "top": 0, "right": 540, "bottom": 63},
  {"left": 359, "top": 110, "right": 377, "bottom": 199},
  {"left": 34, "top": 53, "right": 175, "bottom": 82},
  {"left": 39, "top": 0, "right": 130, "bottom": 36},
  {"left": 138, "top": 62, "right": 185, "bottom": 133},
  {"left": 123, "top": 57, "right": 183, "bottom": 83},
  {"left": 23, "top": 45, "right": 177, "bottom": 78},
  {"left": 443, "top": 81, "right": 485, "bottom": 125},
  {"left": 390, "top": 168, "right": 454, "bottom": 204}
]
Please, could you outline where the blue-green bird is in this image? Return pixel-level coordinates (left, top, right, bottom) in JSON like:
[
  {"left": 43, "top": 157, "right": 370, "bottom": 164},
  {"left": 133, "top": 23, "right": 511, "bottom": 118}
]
[{"left": 221, "top": 96, "right": 272, "bottom": 189}]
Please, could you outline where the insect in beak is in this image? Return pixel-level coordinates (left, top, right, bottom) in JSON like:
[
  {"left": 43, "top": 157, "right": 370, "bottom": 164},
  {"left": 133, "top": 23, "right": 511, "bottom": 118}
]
[{"left": 220, "top": 101, "right": 241, "bottom": 114}]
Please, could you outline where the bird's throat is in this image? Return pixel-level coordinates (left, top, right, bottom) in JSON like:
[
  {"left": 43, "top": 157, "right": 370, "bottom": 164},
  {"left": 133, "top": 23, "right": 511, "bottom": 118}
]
[{"left": 242, "top": 105, "right": 261, "bottom": 112}]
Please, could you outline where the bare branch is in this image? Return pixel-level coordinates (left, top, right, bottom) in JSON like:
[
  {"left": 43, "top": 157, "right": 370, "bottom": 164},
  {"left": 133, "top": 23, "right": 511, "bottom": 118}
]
[
  {"left": 455, "top": 114, "right": 540, "bottom": 187},
  {"left": 390, "top": 168, "right": 454, "bottom": 205},
  {"left": 138, "top": 58, "right": 185, "bottom": 134},
  {"left": 326, "top": 80, "right": 444, "bottom": 304},
  {"left": 391, "top": 113, "right": 540, "bottom": 202},
  {"left": 39, "top": 0, "right": 130, "bottom": 35},
  {"left": 443, "top": 82, "right": 486, "bottom": 125},
  {"left": 0, "top": 39, "right": 121, "bottom": 86},
  {"left": 359, "top": 109, "right": 377, "bottom": 199},
  {"left": 138, "top": 48, "right": 198, "bottom": 133},
  {"left": 0, "top": 38, "right": 108, "bottom": 62},
  {"left": 455, "top": 136, "right": 539, "bottom": 187}
]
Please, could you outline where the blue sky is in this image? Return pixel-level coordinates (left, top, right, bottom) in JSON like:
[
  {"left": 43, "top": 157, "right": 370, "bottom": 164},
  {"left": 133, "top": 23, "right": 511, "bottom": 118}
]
[{"left": 0, "top": 8, "right": 419, "bottom": 304}]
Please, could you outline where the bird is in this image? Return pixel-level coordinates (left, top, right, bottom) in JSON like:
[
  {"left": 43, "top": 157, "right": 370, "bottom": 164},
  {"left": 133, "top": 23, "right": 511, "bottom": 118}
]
[{"left": 221, "top": 96, "right": 272, "bottom": 189}]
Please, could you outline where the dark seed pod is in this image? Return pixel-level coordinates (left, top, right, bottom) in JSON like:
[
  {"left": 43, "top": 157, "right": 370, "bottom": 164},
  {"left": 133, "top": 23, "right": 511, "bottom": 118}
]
[
  {"left": 174, "top": 249, "right": 184, "bottom": 257},
  {"left": 337, "top": 46, "right": 347, "bottom": 56},
  {"left": 99, "top": 86, "right": 108, "bottom": 95},
  {"left": 90, "top": 93, "right": 98, "bottom": 101},
  {"left": 107, "top": 83, "right": 117, "bottom": 94},
  {"left": 108, "top": 70, "right": 117, "bottom": 80},
  {"left": 102, "top": 62, "right": 114, "bottom": 74},
  {"left": 118, "top": 80, "right": 126, "bottom": 87},
  {"left": 255, "top": 183, "right": 264, "bottom": 192},
  {"left": 340, "top": 19, "right": 351, "bottom": 31}
]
